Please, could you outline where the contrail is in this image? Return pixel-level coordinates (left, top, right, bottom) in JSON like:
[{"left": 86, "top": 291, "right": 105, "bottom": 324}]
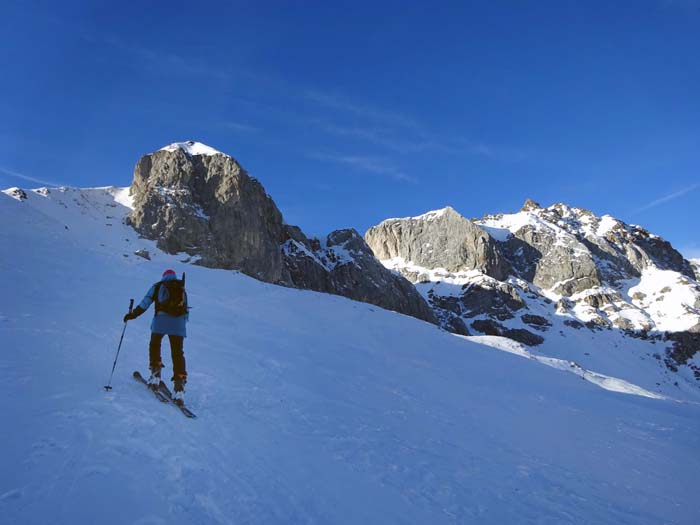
[
  {"left": 0, "top": 166, "right": 63, "bottom": 187},
  {"left": 631, "top": 182, "right": 700, "bottom": 215}
]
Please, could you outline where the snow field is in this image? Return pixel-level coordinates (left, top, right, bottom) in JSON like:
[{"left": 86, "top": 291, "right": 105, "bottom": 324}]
[{"left": 1, "top": 188, "right": 700, "bottom": 524}]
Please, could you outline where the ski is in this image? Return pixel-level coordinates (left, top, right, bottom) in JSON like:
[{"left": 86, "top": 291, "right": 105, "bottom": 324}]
[
  {"left": 158, "top": 381, "right": 197, "bottom": 419},
  {"left": 133, "top": 370, "right": 170, "bottom": 403}
]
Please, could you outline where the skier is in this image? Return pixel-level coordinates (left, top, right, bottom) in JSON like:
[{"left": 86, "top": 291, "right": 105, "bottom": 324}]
[{"left": 123, "top": 269, "right": 189, "bottom": 405}]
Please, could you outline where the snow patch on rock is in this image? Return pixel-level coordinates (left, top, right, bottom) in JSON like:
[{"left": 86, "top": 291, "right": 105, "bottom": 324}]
[{"left": 159, "top": 141, "right": 223, "bottom": 156}]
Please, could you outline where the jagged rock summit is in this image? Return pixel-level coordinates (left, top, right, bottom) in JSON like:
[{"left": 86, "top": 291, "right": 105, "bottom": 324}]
[
  {"left": 365, "top": 201, "right": 700, "bottom": 352},
  {"left": 127, "top": 140, "right": 286, "bottom": 281},
  {"left": 365, "top": 206, "right": 509, "bottom": 281},
  {"left": 126, "top": 141, "right": 435, "bottom": 324}
]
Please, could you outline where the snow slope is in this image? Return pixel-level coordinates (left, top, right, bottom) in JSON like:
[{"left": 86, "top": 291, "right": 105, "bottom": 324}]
[{"left": 2, "top": 187, "right": 700, "bottom": 524}]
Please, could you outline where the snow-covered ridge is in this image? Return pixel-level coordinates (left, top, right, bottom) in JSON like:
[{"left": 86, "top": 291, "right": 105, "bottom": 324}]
[
  {"left": 369, "top": 199, "right": 700, "bottom": 396},
  {"left": 3, "top": 185, "right": 132, "bottom": 206},
  {"left": 159, "top": 140, "right": 223, "bottom": 156},
  {"left": 380, "top": 206, "right": 453, "bottom": 224},
  {"left": 475, "top": 202, "right": 621, "bottom": 241}
]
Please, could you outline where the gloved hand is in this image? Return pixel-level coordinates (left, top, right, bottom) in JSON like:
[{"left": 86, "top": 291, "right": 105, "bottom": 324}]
[{"left": 123, "top": 306, "right": 145, "bottom": 323}]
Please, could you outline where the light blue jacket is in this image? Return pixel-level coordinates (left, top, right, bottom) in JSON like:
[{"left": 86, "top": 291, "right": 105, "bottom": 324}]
[{"left": 138, "top": 274, "right": 188, "bottom": 337}]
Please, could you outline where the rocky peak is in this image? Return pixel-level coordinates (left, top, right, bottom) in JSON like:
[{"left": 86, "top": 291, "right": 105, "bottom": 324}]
[
  {"left": 365, "top": 206, "right": 509, "bottom": 280},
  {"left": 127, "top": 143, "right": 286, "bottom": 282},
  {"left": 370, "top": 201, "right": 700, "bottom": 349},
  {"left": 2, "top": 187, "right": 28, "bottom": 201},
  {"left": 520, "top": 199, "right": 541, "bottom": 212}
]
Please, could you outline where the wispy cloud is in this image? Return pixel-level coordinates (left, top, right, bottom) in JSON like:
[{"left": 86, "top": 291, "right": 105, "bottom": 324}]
[
  {"left": 309, "top": 153, "right": 418, "bottom": 184},
  {"left": 304, "top": 90, "right": 419, "bottom": 130},
  {"left": 312, "top": 118, "right": 523, "bottom": 160},
  {"left": 223, "top": 121, "right": 260, "bottom": 133},
  {"left": 630, "top": 182, "right": 700, "bottom": 215},
  {"left": 317, "top": 122, "right": 444, "bottom": 154},
  {"left": 99, "top": 35, "right": 234, "bottom": 81},
  {"left": 0, "top": 166, "right": 63, "bottom": 187},
  {"left": 100, "top": 35, "right": 515, "bottom": 164}
]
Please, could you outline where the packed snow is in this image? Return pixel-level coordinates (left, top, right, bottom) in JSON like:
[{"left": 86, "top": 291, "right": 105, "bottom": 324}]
[{"left": 2, "top": 187, "right": 700, "bottom": 524}]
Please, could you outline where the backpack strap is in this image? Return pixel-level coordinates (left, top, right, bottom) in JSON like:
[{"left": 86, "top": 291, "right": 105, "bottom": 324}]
[{"left": 153, "top": 282, "right": 162, "bottom": 314}]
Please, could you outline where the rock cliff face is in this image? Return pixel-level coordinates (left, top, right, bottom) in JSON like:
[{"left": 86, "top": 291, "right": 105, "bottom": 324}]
[
  {"left": 128, "top": 143, "right": 287, "bottom": 282},
  {"left": 282, "top": 227, "right": 436, "bottom": 324},
  {"left": 365, "top": 202, "right": 700, "bottom": 351},
  {"left": 127, "top": 142, "right": 435, "bottom": 325},
  {"left": 365, "top": 207, "right": 509, "bottom": 280}
]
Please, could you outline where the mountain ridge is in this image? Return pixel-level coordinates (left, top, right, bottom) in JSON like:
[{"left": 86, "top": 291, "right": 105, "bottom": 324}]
[
  {"left": 365, "top": 199, "right": 700, "bottom": 390},
  {"left": 4, "top": 141, "right": 699, "bottom": 395}
]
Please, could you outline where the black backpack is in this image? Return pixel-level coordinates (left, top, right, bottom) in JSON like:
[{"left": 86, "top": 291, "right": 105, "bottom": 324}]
[{"left": 154, "top": 274, "right": 187, "bottom": 316}]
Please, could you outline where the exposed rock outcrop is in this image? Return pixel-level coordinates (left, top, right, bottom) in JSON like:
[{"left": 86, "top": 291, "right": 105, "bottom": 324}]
[
  {"left": 128, "top": 143, "right": 287, "bottom": 282},
  {"left": 365, "top": 207, "right": 509, "bottom": 280},
  {"left": 470, "top": 319, "right": 544, "bottom": 346},
  {"left": 282, "top": 227, "right": 437, "bottom": 324},
  {"left": 127, "top": 142, "right": 436, "bottom": 325},
  {"left": 366, "top": 199, "right": 700, "bottom": 347}
]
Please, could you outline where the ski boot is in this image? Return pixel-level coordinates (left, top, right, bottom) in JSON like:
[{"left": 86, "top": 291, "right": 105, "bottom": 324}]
[
  {"left": 173, "top": 375, "right": 187, "bottom": 407},
  {"left": 147, "top": 368, "right": 161, "bottom": 391}
]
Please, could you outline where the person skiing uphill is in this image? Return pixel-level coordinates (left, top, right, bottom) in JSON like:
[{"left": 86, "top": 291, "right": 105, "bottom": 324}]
[{"left": 123, "top": 269, "right": 189, "bottom": 405}]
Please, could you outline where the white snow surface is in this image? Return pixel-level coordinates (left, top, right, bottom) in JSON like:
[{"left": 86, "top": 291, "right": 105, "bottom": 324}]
[
  {"left": 160, "top": 141, "right": 223, "bottom": 156},
  {"left": 382, "top": 256, "right": 488, "bottom": 289},
  {"left": 464, "top": 335, "right": 665, "bottom": 399},
  {"left": 596, "top": 214, "right": 619, "bottom": 236},
  {"left": 627, "top": 267, "right": 700, "bottom": 332},
  {"left": 2, "top": 187, "right": 700, "bottom": 524},
  {"left": 477, "top": 212, "right": 536, "bottom": 240},
  {"left": 381, "top": 207, "right": 451, "bottom": 224},
  {"left": 691, "top": 258, "right": 700, "bottom": 276}
]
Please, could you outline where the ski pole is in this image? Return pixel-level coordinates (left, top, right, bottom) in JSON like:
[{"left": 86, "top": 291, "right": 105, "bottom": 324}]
[{"left": 104, "top": 298, "right": 133, "bottom": 391}]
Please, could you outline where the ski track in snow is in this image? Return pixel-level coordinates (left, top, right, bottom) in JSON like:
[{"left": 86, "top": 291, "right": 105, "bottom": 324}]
[{"left": 1, "top": 187, "right": 700, "bottom": 524}]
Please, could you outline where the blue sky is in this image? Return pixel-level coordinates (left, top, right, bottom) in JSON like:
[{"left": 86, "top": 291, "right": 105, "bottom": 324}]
[{"left": 2, "top": 1, "right": 699, "bottom": 256}]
